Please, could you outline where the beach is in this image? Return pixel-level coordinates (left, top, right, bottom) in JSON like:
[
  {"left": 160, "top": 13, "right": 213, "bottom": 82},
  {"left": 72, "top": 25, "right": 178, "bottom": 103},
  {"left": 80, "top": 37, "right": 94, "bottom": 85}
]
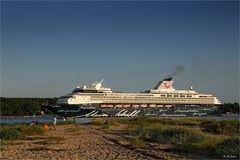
[
  {"left": 1, "top": 117, "right": 239, "bottom": 160},
  {"left": 1, "top": 124, "right": 175, "bottom": 160}
]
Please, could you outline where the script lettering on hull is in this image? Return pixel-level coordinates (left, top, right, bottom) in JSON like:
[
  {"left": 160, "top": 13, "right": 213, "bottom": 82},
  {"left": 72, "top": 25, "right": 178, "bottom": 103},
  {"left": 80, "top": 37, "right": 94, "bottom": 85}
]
[
  {"left": 115, "top": 109, "right": 141, "bottom": 117},
  {"left": 83, "top": 109, "right": 141, "bottom": 117},
  {"left": 84, "top": 110, "right": 108, "bottom": 117}
]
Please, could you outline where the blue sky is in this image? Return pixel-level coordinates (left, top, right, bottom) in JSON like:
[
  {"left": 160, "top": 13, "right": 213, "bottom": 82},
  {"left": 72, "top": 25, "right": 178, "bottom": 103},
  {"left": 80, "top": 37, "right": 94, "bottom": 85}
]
[{"left": 1, "top": 1, "right": 239, "bottom": 103}]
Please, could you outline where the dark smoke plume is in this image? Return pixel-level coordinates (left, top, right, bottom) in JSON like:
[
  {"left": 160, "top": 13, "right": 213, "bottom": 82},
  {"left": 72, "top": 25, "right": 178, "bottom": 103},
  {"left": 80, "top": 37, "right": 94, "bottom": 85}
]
[{"left": 167, "top": 65, "right": 185, "bottom": 78}]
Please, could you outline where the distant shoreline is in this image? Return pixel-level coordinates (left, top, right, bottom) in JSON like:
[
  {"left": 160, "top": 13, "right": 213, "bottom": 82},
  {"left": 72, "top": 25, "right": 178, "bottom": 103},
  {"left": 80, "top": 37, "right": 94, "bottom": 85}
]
[
  {"left": 0, "top": 115, "right": 51, "bottom": 118},
  {"left": 220, "top": 114, "right": 240, "bottom": 116}
]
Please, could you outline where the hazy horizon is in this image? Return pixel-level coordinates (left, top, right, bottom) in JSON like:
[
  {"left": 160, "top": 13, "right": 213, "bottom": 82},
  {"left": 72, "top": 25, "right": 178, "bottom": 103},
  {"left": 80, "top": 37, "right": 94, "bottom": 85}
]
[{"left": 1, "top": 1, "right": 239, "bottom": 103}]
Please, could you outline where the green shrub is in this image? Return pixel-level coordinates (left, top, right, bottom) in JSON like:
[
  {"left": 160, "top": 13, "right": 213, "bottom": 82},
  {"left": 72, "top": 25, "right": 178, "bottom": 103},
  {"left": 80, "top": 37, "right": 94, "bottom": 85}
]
[
  {"left": 128, "top": 137, "right": 146, "bottom": 148},
  {"left": 170, "top": 129, "right": 205, "bottom": 146},
  {"left": 21, "top": 125, "right": 45, "bottom": 135},
  {"left": 192, "top": 135, "right": 223, "bottom": 153},
  {"left": 201, "top": 120, "right": 221, "bottom": 134},
  {"left": 92, "top": 118, "right": 118, "bottom": 126},
  {"left": 122, "top": 117, "right": 202, "bottom": 128},
  {"left": 92, "top": 117, "right": 205, "bottom": 129},
  {"left": 220, "top": 120, "right": 240, "bottom": 135},
  {"left": 129, "top": 127, "right": 152, "bottom": 140},
  {"left": 130, "top": 126, "right": 206, "bottom": 147},
  {"left": 0, "top": 127, "right": 25, "bottom": 140},
  {"left": 201, "top": 120, "right": 240, "bottom": 135},
  {"left": 147, "top": 128, "right": 167, "bottom": 143},
  {"left": 174, "top": 118, "right": 202, "bottom": 126},
  {"left": 0, "top": 124, "right": 46, "bottom": 140},
  {"left": 133, "top": 117, "right": 176, "bottom": 126},
  {"left": 215, "top": 136, "right": 240, "bottom": 159},
  {"left": 147, "top": 127, "right": 205, "bottom": 145},
  {"left": 90, "top": 118, "right": 104, "bottom": 125},
  {"left": 101, "top": 120, "right": 110, "bottom": 129}
]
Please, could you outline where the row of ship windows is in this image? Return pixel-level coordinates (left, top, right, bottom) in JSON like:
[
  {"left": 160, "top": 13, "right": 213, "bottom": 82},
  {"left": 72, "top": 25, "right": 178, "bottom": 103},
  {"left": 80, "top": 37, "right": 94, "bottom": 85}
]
[
  {"left": 71, "top": 95, "right": 211, "bottom": 99},
  {"left": 76, "top": 93, "right": 212, "bottom": 98},
  {"left": 90, "top": 98, "right": 213, "bottom": 101},
  {"left": 103, "top": 95, "right": 195, "bottom": 98},
  {"left": 70, "top": 99, "right": 213, "bottom": 103},
  {"left": 162, "top": 95, "right": 193, "bottom": 97},
  {"left": 97, "top": 101, "right": 214, "bottom": 104},
  {"left": 71, "top": 97, "right": 213, "bottom": 101},
  {"left": 85, "top": 95, "right": 195, "bottom": 98},
  {"left": 79, "top": 93, "right": 196, "bottom": 97},
  {"left": 75, "top": 93, "right": 210, "bottom": 98},
  {"left": 78, "top": 93, "right": 154, "bottom": 96}
]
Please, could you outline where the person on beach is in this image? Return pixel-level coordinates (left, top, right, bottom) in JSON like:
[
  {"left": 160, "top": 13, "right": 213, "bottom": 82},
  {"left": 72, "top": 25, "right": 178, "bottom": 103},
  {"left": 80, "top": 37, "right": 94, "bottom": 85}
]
[
  {"left": 43, "top": 123, "right": 49, "bottom": 130},
  {"left": 73, "top": 117, "right": 78, "bottom": 127},
  {"left": 29, "top": 121, "right": 36, "bottom": 126},
  {"left": 53, "top": 117, "right": 57, "bottom": 129}
]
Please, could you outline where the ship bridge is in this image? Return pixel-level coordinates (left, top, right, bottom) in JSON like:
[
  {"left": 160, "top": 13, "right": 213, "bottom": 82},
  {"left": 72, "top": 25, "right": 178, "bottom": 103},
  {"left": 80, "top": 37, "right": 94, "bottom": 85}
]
[{"left": 72, "top": 79, "right": 112, "bottom": 93}]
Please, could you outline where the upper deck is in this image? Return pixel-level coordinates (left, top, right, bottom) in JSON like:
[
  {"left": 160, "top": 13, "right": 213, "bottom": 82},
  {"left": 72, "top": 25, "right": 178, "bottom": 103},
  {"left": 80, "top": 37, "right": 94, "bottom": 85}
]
[{"left": 57, "top": 78, "right": 221, "bottom": 105}]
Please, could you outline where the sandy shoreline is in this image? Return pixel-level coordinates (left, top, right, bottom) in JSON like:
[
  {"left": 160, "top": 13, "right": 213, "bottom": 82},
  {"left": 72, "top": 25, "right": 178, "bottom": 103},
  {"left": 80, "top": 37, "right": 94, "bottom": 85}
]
[
  {"left": 1, "top": 119, "right": 237, "bottom": 159},
  {"left": 1, "top": 124, "right": 167, "bottom": 160}
]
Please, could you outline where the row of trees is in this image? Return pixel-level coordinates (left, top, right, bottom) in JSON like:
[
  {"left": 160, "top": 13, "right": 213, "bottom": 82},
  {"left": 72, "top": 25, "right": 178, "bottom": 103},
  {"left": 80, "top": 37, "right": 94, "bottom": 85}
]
[
  {"left": 0, "top": 97, "right": 239, "bottom": 116},
  {"left": 0, "top": 97, "right": 57, "bottom": 116},
  {"left": 218, "top": 103, "right": 240, "bottom": 115}
]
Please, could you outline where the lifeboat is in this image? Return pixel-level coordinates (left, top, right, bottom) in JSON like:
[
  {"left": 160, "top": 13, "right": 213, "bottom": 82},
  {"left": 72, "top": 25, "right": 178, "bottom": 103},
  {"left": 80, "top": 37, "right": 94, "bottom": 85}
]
[
  {"left": 149, "top": 104, "right": 156, "bottom": 107},
  {"left": 156, "top": 104, "right": 164, "bottom": 107},
  {"left": 123, "top": 104, "right": 131, "bottom": 107},
  {"left": 140, "top": 104, "right": 147, "bottom": 107},
  {"left": 101, "top": 104, "right": 107, "bottom": 107},
  {"left": 132, "top": 104, "right": 140, "bottom": 108}
]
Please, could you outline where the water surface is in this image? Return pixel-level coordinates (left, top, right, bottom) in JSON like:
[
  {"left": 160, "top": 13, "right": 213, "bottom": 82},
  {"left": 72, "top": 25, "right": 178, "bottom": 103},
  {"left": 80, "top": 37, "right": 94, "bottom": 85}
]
[{"left": 0, "top": 115, "right": 239, "bottom": 124}]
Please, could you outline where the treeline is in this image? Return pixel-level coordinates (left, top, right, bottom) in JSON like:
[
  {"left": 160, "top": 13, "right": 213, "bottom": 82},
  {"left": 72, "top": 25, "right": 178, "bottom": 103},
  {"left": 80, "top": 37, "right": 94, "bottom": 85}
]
[
  {"left": 0, "top": 97, "right": 239, "bottom": 116},
  {"left": 219, "top": 103, "right": 239, "bottom": 114},
  {"left": 0, "top": 97, "right": 57, "bottom": 116}
]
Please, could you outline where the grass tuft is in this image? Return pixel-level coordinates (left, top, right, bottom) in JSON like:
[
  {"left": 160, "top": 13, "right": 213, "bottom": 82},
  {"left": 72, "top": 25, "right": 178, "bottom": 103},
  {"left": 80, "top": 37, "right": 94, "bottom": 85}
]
[
  {"left": 0, "top": 124, "right": 46, "bottom": 140},
  {"left": 201, "top": 119, "right": 240, "bottom": 135},
  {"left": 215, "top": 136, "right": 240, "bottom": 159},
  {"left": 128, "top": 137, "right": 146, "bottom": 148}
]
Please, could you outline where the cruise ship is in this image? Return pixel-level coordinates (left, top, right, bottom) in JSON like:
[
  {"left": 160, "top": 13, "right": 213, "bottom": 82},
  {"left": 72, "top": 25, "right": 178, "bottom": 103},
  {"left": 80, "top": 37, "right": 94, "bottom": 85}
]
[{"left": 44, "top": 78, "right": 221, "bottom": 117}]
